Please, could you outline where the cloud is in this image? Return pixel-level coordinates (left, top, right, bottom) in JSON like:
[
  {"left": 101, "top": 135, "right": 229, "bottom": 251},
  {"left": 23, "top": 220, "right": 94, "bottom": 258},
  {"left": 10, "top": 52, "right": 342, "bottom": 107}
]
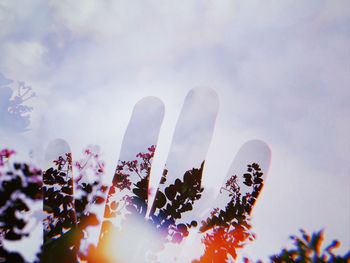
[
  {"left": 0, "top": 0, "right": 349, "bottom": 260},
  {"left": 0, "top": 40, "right": 47, "bottom": 79}
]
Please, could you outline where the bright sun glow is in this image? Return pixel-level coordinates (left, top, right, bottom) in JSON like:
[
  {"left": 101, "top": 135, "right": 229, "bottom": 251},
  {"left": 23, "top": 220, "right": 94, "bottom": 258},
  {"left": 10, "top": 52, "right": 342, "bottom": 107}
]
[{"left": 104, "top": 216, "right": 163, "bottom": 262}]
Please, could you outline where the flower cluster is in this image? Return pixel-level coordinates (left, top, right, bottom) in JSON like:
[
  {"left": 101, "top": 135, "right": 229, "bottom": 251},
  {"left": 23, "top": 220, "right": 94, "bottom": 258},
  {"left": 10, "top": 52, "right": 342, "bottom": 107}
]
[
  {"left": 74, "top": 146, "right": 105, "bottom": 184},
  {"left": 113, "top": 167, "right": 132, "bottom": 190},
  {"left": 0, "top": 149, "right": 16, "bottom": 167},
  {"left": 53, "top": 152, "right": 72, "bottom": 171},
  {"left": 223, "top": 174, "right": 239, "bottom": 194},
  {"left": 111, "top": 145, "right": 155, "bottom": 194}
]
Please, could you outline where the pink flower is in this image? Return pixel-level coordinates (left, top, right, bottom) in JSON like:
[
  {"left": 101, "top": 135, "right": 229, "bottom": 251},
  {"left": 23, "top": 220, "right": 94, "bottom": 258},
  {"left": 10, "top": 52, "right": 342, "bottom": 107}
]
[
  {"left": 148, "top": 145, "right": 156, "bottom": 153},
  {"left": 0, "top": 148, "right": 16, "bottom": 161}
]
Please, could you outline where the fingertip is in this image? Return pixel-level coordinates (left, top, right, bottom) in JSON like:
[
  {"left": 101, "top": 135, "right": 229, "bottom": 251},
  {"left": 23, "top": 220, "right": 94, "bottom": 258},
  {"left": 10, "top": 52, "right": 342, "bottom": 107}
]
[{"left": 44, "top": 138, "right": 71, "bottom": 165}]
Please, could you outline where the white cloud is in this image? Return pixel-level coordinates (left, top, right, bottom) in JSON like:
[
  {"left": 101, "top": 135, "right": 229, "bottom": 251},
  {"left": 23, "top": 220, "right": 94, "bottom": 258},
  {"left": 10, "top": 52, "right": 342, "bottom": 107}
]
[
  {"left": 0, "top": 41, "right": 47, "bottom": 79},
  {"left": 0, "top": 0, "right": 349, "bottom": 260}
]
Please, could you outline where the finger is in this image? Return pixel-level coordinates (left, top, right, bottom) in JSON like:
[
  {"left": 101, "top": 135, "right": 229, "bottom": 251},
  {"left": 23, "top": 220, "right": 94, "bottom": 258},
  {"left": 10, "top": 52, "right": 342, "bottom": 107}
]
[
  {"left": 190, "top": 140, "right": 271, "bottom": 262},
  {"left": 72, "top": 145, "right": 107, "bottom": 259},
  {"left": 42, "top": 138, "right": 77, "bottom": 262},
  {"left": 95, "top": 97, "right": 164, "bottom": 262},
  {"left": 148, "top": 88, "right": 219, "bottom": 260},
  {"left": 212, "top": 139, "right": 270, "bottom": 213}
]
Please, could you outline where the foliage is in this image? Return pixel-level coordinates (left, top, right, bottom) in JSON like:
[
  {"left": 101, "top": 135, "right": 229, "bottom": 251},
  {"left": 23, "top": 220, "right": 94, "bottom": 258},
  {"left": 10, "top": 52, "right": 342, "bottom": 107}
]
[
  {"left": 92, "top": 146, "right": 157, "bottom": 262},
  {"left": 0, "top": 146, "right": 349, "bottom": 263},
  {"left": 91, "top": 145, "right": 204, "bottom": 261},
  {"left": 0, "top": 148, "right": 42, "bottom": 263},
  {"left": 89, "top": 145, "right": 206, "bottom": 262},
  {"left": 148, "top": 161, "right": 204, "bottom": 244},
  {"left": 39, "top": 147, "right": 107, "bottom": 263},
  {"left": 0, "top": 79, "right": 35, "bottom": 133},
  {"left": 269, "top": 229, "right": 350, "bottom": 263},
  {"left": 194, "top": 163, "right": 264, "bottom": 262},
  {"left": 0, "top": 147, "right": 107, "bottom": 262}
]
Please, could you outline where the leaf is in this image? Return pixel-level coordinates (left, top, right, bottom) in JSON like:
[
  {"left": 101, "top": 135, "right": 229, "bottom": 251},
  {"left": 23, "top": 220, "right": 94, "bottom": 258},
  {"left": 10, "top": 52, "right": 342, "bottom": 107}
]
[
  {"left": 154, "top": 191, "right": 166, "bottom": 208},
  {"left": 165, "top": 185, "right": 177, "bottom": 200}
]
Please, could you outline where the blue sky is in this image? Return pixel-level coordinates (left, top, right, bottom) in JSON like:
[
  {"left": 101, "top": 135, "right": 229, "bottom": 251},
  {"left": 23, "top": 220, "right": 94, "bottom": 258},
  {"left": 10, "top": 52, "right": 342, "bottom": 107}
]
[{"left": 0, "top": 0, "right": 349, "bottom": 261}]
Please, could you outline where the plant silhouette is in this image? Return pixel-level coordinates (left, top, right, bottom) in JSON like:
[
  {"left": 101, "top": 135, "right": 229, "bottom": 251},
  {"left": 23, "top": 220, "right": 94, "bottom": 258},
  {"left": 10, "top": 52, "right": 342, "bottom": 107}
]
[
  {"left": 93, "top": 146, "right": 157, "bottom": 262},
  {"left": 39, "top": 147, "right": 107, "bottom": 263},
  {"left": 269, "top": 229, "right": 350, "bottom": 263},
  {"left": 0, "top": 149, "right": 41, "bottom": 262},
  {"left": 243, "top": 229, "right": 350, "bottom": 263},
  {"left": 0, "top": 75, "right": 35, "bottom": 134},
  {"left": 148, "top": 161, "right": 204, "bottom": 244},
  {"left": 91, "top": 145, "right": 205, "bottom": 262},
  {"left": 194, "top": 163, "right": 264, "bottom": 262},
  {"left": 0, "top": 147, "right": 349, "bottom": 262}
]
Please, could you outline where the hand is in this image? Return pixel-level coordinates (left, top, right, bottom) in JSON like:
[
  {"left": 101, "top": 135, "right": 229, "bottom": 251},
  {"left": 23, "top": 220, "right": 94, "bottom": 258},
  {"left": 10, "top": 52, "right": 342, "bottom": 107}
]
[{"left": 42, "top": 88, "right": 271, "bottom": 262}]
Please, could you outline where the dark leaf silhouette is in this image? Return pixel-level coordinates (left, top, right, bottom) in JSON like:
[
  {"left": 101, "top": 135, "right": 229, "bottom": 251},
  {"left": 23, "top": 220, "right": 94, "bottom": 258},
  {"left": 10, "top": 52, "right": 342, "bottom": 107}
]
[
  {"left": 0, "top": 148, "right": 42, "bottom": 262},
  {"left": 1, "top": 147, "right": 348, "bottom": 263},
  {"left": 255, "top": 229, "right": 350, "bottom": 263},
  {"left": 194, "top": 163, "right": 265, "bottom": 262}
]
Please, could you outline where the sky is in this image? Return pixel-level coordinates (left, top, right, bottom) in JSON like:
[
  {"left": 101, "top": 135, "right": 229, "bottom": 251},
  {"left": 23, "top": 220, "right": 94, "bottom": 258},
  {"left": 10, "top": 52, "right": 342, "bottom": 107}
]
[{"left": 0, "top": 0, "right": 349, "bottom": 261}]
